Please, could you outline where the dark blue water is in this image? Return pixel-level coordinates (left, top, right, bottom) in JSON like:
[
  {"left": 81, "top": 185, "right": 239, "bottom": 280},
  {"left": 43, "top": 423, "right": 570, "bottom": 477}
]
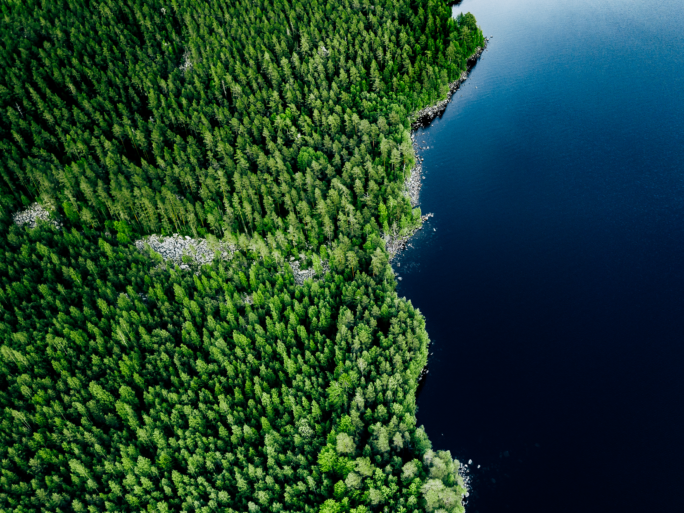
[{"left": 400, "top": 0, "right": 684, "bottom": 511}]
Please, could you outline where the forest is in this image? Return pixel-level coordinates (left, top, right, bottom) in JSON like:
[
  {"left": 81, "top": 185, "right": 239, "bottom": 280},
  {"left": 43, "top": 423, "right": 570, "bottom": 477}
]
[{"left": 0, "top": 0, "right": 484, "bottom": 512}]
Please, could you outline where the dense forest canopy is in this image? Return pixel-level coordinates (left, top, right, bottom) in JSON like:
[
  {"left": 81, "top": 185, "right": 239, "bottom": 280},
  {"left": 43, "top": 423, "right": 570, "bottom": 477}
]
[{"left": 0, "top": 0, "right": 484, "bottom": 512}]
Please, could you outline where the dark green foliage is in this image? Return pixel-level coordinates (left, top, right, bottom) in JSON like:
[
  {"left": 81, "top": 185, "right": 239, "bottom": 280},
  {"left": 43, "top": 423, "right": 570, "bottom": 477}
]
[
  {"left": 0, "top": 0, "right": 483, "bottom": 245},
  {"left": 0, "top": 0, "right": 483, "bottom": 511}
]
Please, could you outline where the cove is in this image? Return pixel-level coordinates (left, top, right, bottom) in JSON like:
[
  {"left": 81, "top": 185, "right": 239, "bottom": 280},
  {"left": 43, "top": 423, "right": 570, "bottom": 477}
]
[{"left": 399, "top": 0, "right": 684, "bottom": 511}]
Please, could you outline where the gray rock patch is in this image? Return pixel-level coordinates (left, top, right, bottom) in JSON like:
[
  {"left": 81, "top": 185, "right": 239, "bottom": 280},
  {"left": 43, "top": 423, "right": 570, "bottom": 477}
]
[
  {"left": 135, "top": 234, "right": 236, "bottom": 268},
  {"left": 13, "top": 203, "right": 61, "bottom": 229},
  {"left": 289, "top": 258, "right": 330, "bottom": 287}
]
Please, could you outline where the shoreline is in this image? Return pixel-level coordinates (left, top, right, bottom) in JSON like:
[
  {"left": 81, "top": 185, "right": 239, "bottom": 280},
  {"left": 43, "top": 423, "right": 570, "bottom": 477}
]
[
  {"left": 406, "top": 40, "right": 488, "bottom": 206},
  {"left": 400, "top": 43, "right": 490, "bottom": 495},
  {"left": 411, "top": 42, "right": 487, "bottom": 131},
  {"left": 386, "top": 40, "right": 489, "bottom": 261}
]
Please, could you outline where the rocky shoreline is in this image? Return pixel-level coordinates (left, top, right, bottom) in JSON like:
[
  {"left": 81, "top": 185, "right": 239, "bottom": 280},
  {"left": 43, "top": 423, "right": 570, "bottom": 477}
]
[
  {"left": 410, "top": 41, "right": 488, "bottom": 130},
  {"left": 384, "top": 212, "right": 435, "bottom": 261},
  {"left": 404, "top": 41, "right": 488, "bottom": 209},
  {"left": 404, "top": 157, "right": 424, "bottom": 208},
  {"left": 389, "top": 41, "right": 488, "bottom": 260}
]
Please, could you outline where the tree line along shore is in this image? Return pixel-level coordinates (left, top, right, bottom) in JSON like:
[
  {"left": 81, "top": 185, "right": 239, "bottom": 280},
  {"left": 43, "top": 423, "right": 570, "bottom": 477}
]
[{"left": 0, "top": 1, "right": 485, "bottom": 512}]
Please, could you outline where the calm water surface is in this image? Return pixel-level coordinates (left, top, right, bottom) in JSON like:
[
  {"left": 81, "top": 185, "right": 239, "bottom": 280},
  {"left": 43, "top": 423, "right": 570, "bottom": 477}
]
[{"left": 399, "top": 0, "right": 684, "bottom": 511}]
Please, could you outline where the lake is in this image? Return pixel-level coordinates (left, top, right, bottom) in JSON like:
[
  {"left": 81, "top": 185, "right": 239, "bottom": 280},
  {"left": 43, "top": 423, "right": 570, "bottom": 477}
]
[{"left": 398, "top": 0, "right": 684, "bottom": 511}]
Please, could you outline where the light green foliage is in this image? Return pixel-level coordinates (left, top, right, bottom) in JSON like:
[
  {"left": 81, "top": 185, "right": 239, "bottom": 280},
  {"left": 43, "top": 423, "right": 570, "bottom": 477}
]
[
  {"left": 336, "top": 432, "right": 356, "bottom": 455},
  {"left": 0, "top": 225, "right": 463, "bottom": 512}
]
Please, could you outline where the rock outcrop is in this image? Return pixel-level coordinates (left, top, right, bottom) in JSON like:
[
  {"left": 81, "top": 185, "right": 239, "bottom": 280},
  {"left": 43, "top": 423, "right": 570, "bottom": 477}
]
[
  {"left": 289, "top": 258, "right": 330, "bottom": 286},
  {"left": 135, "top": 234, "right": 235, "bottom": 269},
  {"left": 13, "top": 203, "right": 61, "bottom": 229}
]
